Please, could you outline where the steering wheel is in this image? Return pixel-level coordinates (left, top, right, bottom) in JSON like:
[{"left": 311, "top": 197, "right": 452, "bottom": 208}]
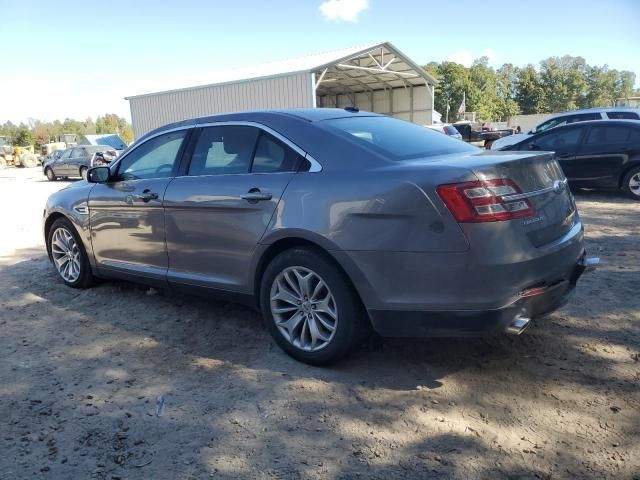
[{"left": 155, "top": 163, "right": 173, "bottom": 174}]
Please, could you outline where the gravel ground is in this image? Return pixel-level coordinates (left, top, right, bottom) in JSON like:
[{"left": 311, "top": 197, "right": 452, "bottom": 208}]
[{"left": 1, "top": 167, "right": 639, "bottom": 479}]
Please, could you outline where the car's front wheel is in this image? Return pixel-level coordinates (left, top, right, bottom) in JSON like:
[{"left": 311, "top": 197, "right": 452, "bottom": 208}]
[
  {"left": 622, "top": 166, "right": 640, "bottom": 200},
  {"left": 260, "top": 247, "right": 366, "bottom": 365},
  {"left": 45, "top": 167, "right": 56, "bottom": 181},
  {"left": 47, "top": 218, "right": 95, "bottom": 288}
]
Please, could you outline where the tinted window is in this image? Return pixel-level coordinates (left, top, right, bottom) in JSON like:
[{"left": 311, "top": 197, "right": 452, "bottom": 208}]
[
  {"left": 251, "top": 133, "right": 299, "bottom": 173},
  {"left": 69, "top": 148, "right": 85, "bottom": 158},
  {"left": 606, "top": 111, "right": 640, "bottom": 120},
  {"left": 117, "top": 130, "right": 186, "bottom": 180},
  {"left": 322, "top": 116, "right": 477, "bottom": 161},
  {"left": 585, "top": 126, "right": 631, "bottom": 145},
  {"left": 628, "top": 127, "right": 640, "bottom": 144},
  {"left": 188, "top": 126, "right": 258, "bottom": 176},
  {"left": 535, "top": 113, "right": 601, "bottom": 133},
  {"left": 60, "top": 149, "right": 72, "bottom": 160},
  {"left": 522, "top": 127, "right": 583, "bottom": 151}
]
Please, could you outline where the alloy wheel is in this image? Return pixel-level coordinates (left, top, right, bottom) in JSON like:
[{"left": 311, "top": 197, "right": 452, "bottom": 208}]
[
  {"left": 51, "top": 227, "right": 81, "bottom": 283},
  {"left": 629, "top": 172, "right": 640, "bottom": 197},
  {"left": 270, "top": 266, "right": 338, "bottom": 352}
]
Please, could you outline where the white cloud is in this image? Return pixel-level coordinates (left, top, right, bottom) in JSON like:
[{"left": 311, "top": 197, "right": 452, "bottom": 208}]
[
  {"left": 481, "top": 48, "right": 498, "bottom": 64},
  {"left": 446, "top": 50, "right": 473, "bottom": 68},
  {"left": 319, "top": 0, "right": 369, "bottom": 22}
]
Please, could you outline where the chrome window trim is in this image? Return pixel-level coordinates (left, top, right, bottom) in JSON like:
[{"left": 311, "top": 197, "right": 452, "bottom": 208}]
[
  {"left": 196, "top": 121, "right": 322, "bottom": 173},
  {"left": 111, "top": 121, "right": 323, "bottom": 176},
  {"left": 501, "top": 178, "right": 568, "bottom": 202}
]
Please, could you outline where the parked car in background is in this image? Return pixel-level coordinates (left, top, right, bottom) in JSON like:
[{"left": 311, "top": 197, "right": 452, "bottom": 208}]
[
  {"left": 42, "top": 149, "right": 64, "bottom": 166},
  {"left": 43, "top": 145, "right": 118, "bottom": 181},
  {"left": 491, "top": 107, "right": 640, "bottom": 150},
  {"left": 499, "top": 120, "right": 640, "bottom": 199},
  {"left": 43, "top": 109, "right": 597, "bottom": 365},
  {"left": 453, "top": 121, "right": 514, "bottom": 148},
  {"left": 425, "top": 123, "right": 463, "bottom": 140}
]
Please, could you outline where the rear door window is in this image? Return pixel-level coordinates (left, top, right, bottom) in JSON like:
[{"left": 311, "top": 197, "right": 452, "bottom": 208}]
[
  {"left": 585, "top": 126, "right": 631, "bottom": 145},
  {"left": 251, "top": 132, "right": 300, "bottom": 173},
  {"left": 188, "top": 126, "right": 259, "bottom": 176}
]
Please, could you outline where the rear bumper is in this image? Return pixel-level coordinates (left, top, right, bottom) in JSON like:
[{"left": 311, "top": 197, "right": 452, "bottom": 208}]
[{"left": 368, "top": 253, "right": 598, "bottom": 337}]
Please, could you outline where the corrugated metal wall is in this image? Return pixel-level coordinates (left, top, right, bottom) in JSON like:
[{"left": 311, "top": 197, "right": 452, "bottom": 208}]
[
  {"left": 129, "top": 73, "right": 313, "bottom": 138},
  {"left": 318, "top": 85, "right": 433, "bottom": 125}
]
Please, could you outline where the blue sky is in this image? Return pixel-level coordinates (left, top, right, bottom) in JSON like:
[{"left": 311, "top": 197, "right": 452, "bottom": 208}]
[{"left": 1, "top": 0, "right": 638, "bottom": 123}]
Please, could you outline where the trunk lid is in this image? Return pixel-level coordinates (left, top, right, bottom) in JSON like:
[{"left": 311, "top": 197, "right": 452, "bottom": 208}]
[{"left": 433, "top": 151, "right": 577, "bottom": 248}]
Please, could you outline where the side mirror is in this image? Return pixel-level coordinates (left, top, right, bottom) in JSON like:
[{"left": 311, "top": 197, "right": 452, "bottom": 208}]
[{"left": 87, "top": 166, "right": 110, "bottom": 183}]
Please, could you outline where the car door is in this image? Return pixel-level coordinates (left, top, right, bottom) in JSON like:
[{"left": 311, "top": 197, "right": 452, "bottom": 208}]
[
  {"left": 573, "top": 125, "right": 634, "bottom": 186},
  {"left": 54, "top": 149, "right": 73, "bottom": 175},
  {"left": 88, "top": 129, "right": 189, "bottom": 285},
  {"left": 67, "top": 147, "right": 88, "bottom": 176},
  {"left": 520, "top": 126, "right": 585, "bottom": 179},
  {"left": 163, "top": 124, "right": 301, "bottom": 292}
]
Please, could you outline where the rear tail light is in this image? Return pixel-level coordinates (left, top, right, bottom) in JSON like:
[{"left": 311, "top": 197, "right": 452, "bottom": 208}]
[{"left": 437, "top": 178, "right": 535, "bottom": 222}]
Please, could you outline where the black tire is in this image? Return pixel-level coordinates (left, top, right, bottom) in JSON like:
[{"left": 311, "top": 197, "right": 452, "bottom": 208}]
[
  {"left": 20, "top": 153, "right": 38, "bottom": 168},
  {"left": 45, "top": 167, "right": 56, "bottom": 181},
  {"left": 260, "top": 247, "right": 367, "bottom": 365},
  {"left": 47, "top": 218, "right": 95, "bottom": 289},
  {"left": 622, "top": 166, "right": 640, "bottom": 200},
  {"left": 80, "top": 166, "right": 88, "bottom": 180}
]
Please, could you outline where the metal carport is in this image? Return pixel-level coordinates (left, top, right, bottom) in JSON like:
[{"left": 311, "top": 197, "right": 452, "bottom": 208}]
[{"left": 126, "top": 42, "right": 437, "bottom": 138}]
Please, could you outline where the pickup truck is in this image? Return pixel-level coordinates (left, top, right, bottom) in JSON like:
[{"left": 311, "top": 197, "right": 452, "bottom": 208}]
[{"left": 452, "top": 121, "right": 514, "bottom": 149}]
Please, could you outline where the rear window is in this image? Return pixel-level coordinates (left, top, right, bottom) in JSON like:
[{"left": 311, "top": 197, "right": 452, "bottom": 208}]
[
  {"left": 444, "top": 125, "right": 460, "bottom": 136},
  {"left": 322, "top": 116, "right": 477, "bottom": 160}
]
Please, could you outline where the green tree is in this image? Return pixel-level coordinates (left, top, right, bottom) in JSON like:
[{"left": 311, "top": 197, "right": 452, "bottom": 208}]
[
  {"left": 121, "top": 125, "right": 134, "bottom": 144},
  {"left": 539, "top": 55, "right": 587, "bottom": 112},
  {"left": 13, "top": 126, "right": 33, "bottom": 146},
  {"left": 515, "top": 65, "right": 546, "bottom": 114}
]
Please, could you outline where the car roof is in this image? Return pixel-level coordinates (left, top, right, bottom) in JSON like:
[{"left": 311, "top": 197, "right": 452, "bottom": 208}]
[
  {"left": 140, "top": 108, "right": 383, "bottom": 142},
  {"left": 550, "top": 106, "right": 640, "bottom": 116},
  {"left": 63, "top": 144, "right": 113, "bottom": 152},
  {"left": 534, "top": 119, "right": 640, "bottom": 132}
]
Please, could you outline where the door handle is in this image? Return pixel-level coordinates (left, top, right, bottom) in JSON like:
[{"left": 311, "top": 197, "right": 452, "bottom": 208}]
[
  {"left": 241, "top": 189, "right": 272, "bottom": 202},
  {"left": 133, "top": 190, "right": 159, "bottom": 202},
  {"left": 557, "top": 153, "right": 571, "bottom": 159}
]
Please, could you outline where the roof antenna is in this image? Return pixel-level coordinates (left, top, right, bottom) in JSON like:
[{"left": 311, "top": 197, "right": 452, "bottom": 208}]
[{"left": 344, "top": 106, "right": 359, "bottom": 113}]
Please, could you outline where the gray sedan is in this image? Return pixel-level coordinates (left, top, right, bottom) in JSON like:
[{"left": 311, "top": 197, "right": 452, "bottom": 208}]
[{"left": 43, "top": 109, "right": 597, "bottom": 364}]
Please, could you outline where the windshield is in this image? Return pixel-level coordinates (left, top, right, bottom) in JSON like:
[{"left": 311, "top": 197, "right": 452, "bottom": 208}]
[{"left": 322, "top": 116, "right": 477, "bottom": 160}]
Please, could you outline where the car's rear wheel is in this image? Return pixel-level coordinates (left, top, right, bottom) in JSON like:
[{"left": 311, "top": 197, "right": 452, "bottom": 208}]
[
  {"left": 80, "top": 166, "right": 88, "bottom": 180},
  {"left": 45, "top": 167, "right": 56, "bottom": 181},
  {"left": 622, "top": 166, "right": 640, "bottom": 200},
  {"left": 260, "top": 247, "right": 366, "bottom": 365},
  {"left": 47, "top": 218, "right": 95, "bottom": 288}
]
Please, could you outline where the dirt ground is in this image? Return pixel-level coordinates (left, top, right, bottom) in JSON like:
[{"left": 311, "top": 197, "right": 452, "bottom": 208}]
[{"left": 1, "top": 166, "right": 638, "bottom": 480}]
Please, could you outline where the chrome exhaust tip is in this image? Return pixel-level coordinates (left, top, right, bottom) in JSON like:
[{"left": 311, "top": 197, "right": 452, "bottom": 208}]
[
  {"left": 582, "top": 256, "right": 599, "bottom": 273},
  {"left": 506, "top": 316, "right": 531, "bottom": 335}
]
